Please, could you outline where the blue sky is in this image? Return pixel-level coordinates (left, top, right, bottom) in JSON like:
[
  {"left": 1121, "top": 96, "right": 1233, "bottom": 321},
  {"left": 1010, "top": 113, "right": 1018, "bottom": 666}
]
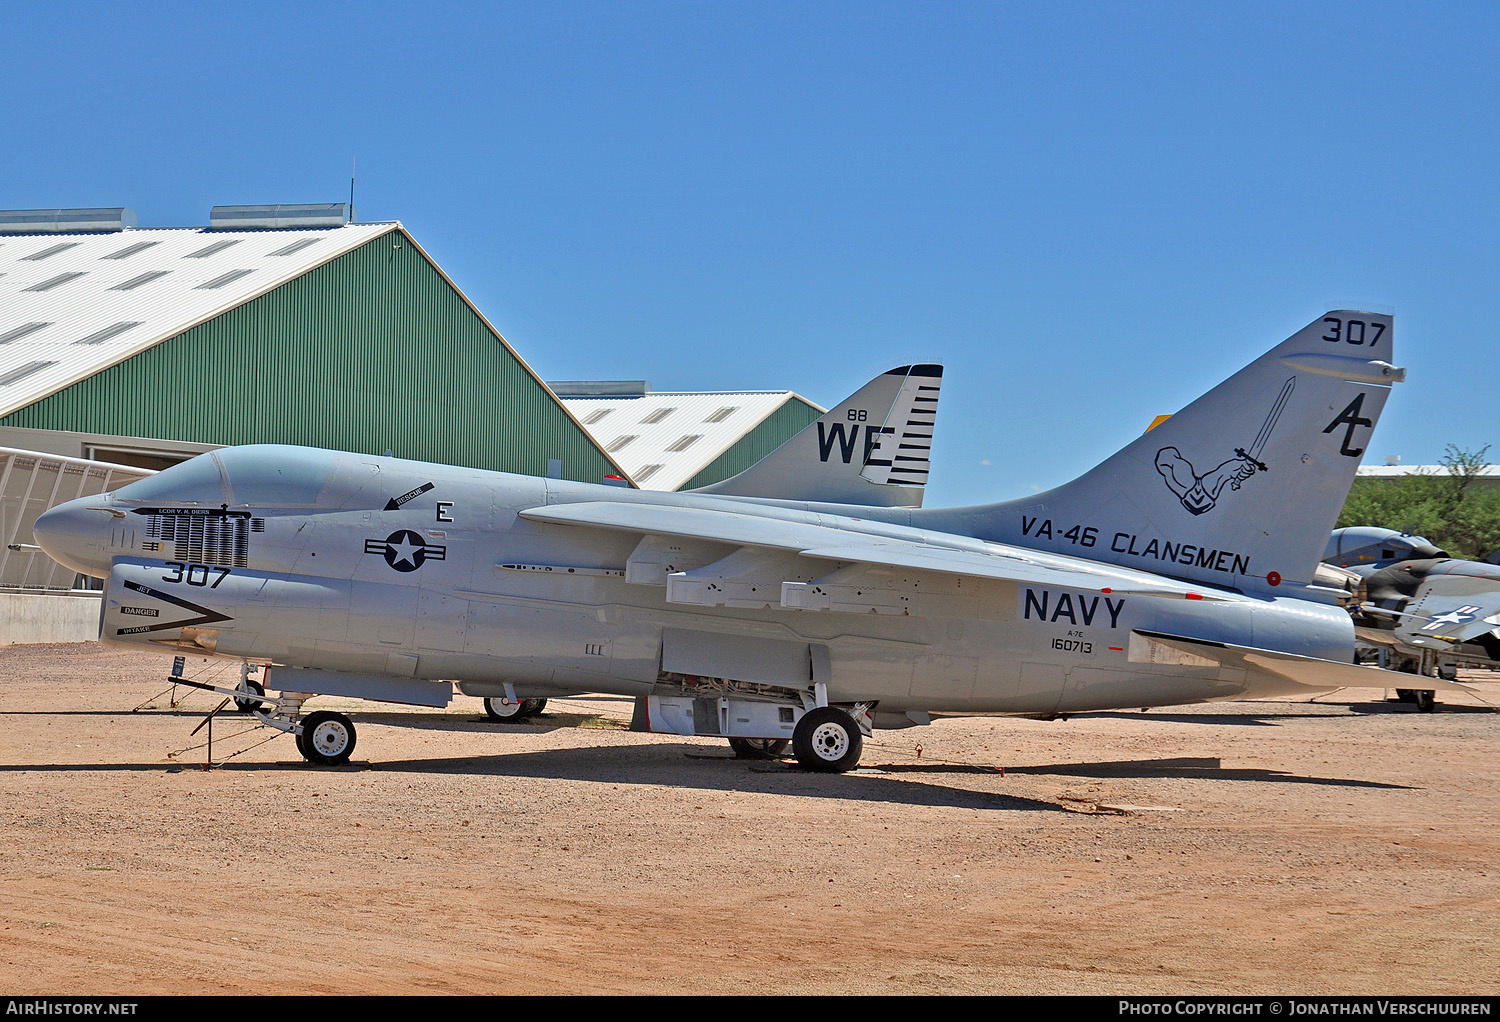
[{"left": 4, "top": 1, "right": 1496, "bottom": 506}]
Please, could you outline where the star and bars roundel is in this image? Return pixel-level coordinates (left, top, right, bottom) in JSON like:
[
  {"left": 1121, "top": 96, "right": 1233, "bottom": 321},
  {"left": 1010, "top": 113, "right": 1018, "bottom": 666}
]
[{"left": 364, "top": 529, "right": 447, "bottom": 572}]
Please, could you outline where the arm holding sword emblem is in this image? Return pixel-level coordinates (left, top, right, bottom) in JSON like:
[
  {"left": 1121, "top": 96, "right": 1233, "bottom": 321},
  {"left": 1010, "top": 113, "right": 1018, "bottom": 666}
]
[{"left": 1154, "top": 377, "right": 1296, "bottom": 516}]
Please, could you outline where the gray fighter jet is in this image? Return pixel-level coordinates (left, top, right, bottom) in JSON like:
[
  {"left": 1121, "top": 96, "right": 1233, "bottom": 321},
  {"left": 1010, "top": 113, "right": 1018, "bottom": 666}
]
[
  {"left": 38, "top": 310, "right": 1454, "bottom": 771},
  {"left": 1324, "top": 526, "right": 1500, "bottom": 706}
]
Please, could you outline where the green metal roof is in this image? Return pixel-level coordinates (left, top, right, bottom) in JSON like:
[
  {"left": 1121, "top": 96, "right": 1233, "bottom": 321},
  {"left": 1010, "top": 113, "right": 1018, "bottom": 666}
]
[{"left": 0, "top": 228, "right": 624, "bottom": 483}]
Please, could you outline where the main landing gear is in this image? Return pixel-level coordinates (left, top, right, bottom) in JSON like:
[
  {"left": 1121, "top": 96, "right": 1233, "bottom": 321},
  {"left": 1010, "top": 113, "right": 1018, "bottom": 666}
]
[
  {"left": 1394, "top": 689, "right": 1437, "bottom": 713},
  {"left": 482, "top": 696, "right": 547, "bottom": 722},
  {"left": 728, "top": 737, "right": 790, "bottom": 760},
  {"left": 791, "top": 706, "right": 864, "bottom": 773},
  {"left": 637, "top": 685, "right": 871, "bottom": 772},
  {"left": 1390, "top": 653, "right": 1441, "bottom": 713}
]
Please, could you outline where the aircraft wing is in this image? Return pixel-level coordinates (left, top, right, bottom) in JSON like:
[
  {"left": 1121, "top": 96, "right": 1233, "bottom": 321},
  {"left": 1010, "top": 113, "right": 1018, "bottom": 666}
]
[
  {"left": 519, "top": 501, "right": 1223, "bottom": 600},
  {"left": 1131, "top": 630, "right": 1486, "bottom": 701},
  {"left": 1393, "top": 574, "right": 1500, "bottom": 650}
]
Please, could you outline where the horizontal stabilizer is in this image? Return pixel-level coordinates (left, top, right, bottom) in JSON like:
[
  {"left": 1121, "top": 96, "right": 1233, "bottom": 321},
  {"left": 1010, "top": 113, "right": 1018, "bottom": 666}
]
[{"left": 1131, "top": 630, "right": 1485, "bottom": 702}]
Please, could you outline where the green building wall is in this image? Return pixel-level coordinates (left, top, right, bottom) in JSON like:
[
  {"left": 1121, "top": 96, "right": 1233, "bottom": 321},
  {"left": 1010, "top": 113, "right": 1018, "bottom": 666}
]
[
  {"left": 679, "top": 398, "right": 821, "bottom": 490},
  {"left": 0, "top": 231, "right": 617, "bottom": 483}
]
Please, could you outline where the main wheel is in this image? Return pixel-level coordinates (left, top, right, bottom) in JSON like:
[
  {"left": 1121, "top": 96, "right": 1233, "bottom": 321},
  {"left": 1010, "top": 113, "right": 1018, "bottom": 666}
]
[
  {"left": 729, "top": 737, "right": 790, "bottom": 759},
  {"left": 519, "top": 697, "right": 548, "bottom": 719},
  {"left": 234, "top": 678, "right": 265, "bottom": 714},
  {"left": 792, "top": 707, "right": 863, "bottom": 773},
  {"left": 1412, "top": 690, "right": 1437, "bottom": 713},
  {"left": 483, "top": 696, "right": 526, "bottom": 721},
  {"left": 300, "top": 711, "right": 357, "bottom": 765}
]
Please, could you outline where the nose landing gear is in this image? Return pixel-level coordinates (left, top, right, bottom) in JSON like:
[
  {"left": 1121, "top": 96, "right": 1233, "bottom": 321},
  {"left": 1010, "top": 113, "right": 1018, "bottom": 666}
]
[{"left": 298, "top": 710, "right": 357, "bottom": 765}]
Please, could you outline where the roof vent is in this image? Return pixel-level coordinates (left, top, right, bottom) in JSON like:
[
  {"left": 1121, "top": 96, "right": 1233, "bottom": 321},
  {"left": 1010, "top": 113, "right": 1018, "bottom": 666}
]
[
  {"left": 208, "top": 203, "right": 353, "bottom": 230},
  {"left": 0, "top": 208, "right": 137, "bottom": 235},
  {"left": 549, "top": 381, "right": 651, "bottom": 398}
]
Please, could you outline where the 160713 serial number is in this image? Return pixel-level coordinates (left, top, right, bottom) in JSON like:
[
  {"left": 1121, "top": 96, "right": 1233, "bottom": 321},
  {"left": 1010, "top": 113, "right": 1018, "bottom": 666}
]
[{"left": 1051, "top": 637, "right": 1093, "bottom": 654}]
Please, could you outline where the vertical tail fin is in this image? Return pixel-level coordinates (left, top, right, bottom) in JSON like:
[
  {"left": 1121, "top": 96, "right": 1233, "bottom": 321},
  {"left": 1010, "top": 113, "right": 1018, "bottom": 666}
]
[
  {"left": 957, "top": 312, "right": 1403, "bottom": 597},
  {"left": 692, "top": 365, "right": 943, "bottom": 507}
]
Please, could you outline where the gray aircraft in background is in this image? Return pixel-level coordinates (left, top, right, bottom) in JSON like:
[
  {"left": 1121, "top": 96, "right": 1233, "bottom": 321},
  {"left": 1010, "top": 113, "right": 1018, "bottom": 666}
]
[
  {"left": 38, "top": 310, "right": 1453, "bottom": 772},
  {"left": 1324, "top": 526, "right": 1500, "bottom": 707}
]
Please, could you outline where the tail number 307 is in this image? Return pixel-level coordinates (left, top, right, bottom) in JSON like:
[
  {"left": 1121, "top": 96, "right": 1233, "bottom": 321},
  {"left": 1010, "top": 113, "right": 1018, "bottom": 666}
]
[
  {"left": 1322, "top": 317, "right": 1386, "bottom": 347},
  {"left": 161, "top": 562, "right": 231, "bottom": 587}
]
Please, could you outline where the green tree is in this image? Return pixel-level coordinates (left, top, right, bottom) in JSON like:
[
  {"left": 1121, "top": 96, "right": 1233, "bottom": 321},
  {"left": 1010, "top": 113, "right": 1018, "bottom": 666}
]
[{"left": 1337, "top": 445, "right": 1500, "bottom": 559}]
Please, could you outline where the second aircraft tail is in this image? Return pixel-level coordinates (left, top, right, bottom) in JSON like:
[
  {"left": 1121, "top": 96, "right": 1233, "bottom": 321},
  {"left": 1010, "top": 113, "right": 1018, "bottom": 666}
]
[{"left": 692, "top": 364, "right": 942, "bottom": 507}]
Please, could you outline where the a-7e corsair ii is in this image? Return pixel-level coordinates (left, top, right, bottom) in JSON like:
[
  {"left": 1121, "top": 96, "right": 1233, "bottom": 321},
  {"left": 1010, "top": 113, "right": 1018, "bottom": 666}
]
[{"left": 38, "top": 310, "right": 1454, "bottom": 772}]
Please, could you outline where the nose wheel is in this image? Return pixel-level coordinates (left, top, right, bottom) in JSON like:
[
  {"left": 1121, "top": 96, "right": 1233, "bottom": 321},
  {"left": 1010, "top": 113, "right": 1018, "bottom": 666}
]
[{"left": 298, "top": 710, "right": 357, "bottom": 765}]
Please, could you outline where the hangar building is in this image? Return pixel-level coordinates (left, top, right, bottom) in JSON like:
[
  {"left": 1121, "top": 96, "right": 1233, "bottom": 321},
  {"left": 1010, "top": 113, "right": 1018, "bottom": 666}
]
[
  {"left": 0, "top": 205, "right": 624, "bottom": 481},
  {"left": 550, "top": 380, "right": 822, "bottom": 491}
]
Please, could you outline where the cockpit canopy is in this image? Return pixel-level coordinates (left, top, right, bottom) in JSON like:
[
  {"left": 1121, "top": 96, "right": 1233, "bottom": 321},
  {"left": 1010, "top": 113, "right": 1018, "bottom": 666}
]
[
  {"left": 1324, "top": 526, "right": 1447, "bottom": 566},
  {"left": 112, "top": 445, "right": 340, "bottom": 507}
]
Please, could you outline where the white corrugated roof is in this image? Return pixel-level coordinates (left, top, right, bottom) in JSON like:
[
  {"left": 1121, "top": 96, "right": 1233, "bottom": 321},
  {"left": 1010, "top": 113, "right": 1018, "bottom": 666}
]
[
  {"left": 0, "top": 222, "right": 400, "bottom": 417},
  {"left": 561, "top": 390, "right": 821, "bottom": 491},
  {"left": 1357, "top": 465, "right": 1500, "bottom": 479}
]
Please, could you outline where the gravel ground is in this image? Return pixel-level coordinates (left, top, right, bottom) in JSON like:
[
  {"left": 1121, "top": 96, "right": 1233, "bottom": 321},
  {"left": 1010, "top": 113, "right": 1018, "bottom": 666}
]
[{"left": 1, "top": 642, "right": 1496, "bottom": 995}]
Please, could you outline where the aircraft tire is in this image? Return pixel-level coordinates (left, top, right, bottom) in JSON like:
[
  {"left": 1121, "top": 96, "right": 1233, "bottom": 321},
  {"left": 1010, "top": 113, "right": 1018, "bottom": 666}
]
[
  {"left": 1412, "top": 690, "right": 1437, "bottom": 713},
  {"left": 233, "top": 679, "right": 265, "bottom": 714},
  {"left": 792, "top": 707, "right": 863, "bottom": 773},
  {"left": 301, "top": 711, "right": 357, "bottom": 765},
  {"left": 483, "top": 697, "right": 527, "bottom": 722},
  {"left": 519, "top": 698, "right": 548, "bottom": 719},
  {"left": 1437, "top": 664, "right": 1459, "bottom": 681},
  {"left": 729, "top": 737, "right": 789, "bottom": 759}
]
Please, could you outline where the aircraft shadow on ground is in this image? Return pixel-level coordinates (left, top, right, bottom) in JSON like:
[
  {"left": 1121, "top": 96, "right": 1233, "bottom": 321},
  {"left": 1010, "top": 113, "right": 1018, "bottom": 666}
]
[
  {"left": 985, "top": 756, "right": 1412, "bottom": 789},
  {"left": 0, "top": 746, "right": 1062, "bottom": 812},
  {"left": 363, "top": 744, "right": 1064, "bottom": 811},
  {"left": 0, "top": 743, "right": 1407, "bottom": 807},
  {"left": 1078, "top": 699, "right": 1495, "bottom": 724}
]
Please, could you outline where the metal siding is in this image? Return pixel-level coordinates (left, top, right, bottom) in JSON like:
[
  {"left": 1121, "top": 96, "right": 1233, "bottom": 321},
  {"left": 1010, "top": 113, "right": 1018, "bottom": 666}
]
[
  {"left": 0, "top": 235, "right": 615, "bottom": 481},
  {"left": 679, "top": 398, "right": 821, "bottom": 490}
]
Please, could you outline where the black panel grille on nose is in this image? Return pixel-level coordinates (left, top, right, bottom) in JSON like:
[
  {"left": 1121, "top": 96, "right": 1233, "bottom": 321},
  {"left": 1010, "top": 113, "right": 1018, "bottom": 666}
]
[{"left": 144, "top": 514, "right": 263, "bottom": 567}]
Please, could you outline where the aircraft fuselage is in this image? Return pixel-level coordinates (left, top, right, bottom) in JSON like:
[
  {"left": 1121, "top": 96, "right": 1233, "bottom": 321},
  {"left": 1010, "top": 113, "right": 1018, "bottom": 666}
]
[{"left": 40, "top": 445, "right": 1357, "bottom": 719}]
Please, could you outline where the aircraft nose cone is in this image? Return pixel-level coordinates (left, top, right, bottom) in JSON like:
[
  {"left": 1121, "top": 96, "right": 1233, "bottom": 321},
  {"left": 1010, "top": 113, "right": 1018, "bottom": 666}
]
[{"left": 33, "top": 496, "right": 115, "bottom": 579}]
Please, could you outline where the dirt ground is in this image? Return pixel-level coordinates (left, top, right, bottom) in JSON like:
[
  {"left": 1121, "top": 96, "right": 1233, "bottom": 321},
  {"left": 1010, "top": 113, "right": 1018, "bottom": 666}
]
[{"left": 0, "top": 642, "right": 1497, "bottom": 996}]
